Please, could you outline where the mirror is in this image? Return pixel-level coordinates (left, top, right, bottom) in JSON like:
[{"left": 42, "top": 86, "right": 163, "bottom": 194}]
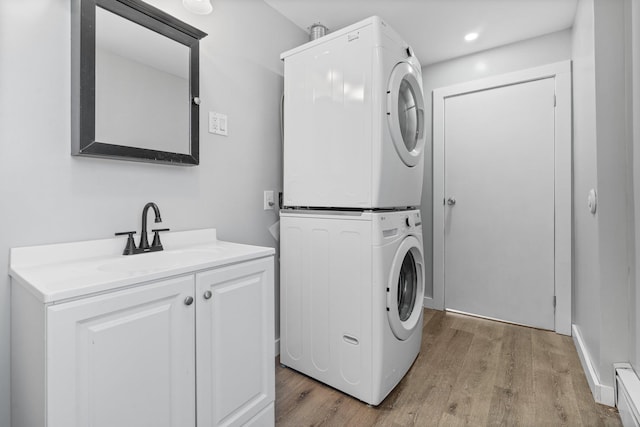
[{"left": 71, "top": 0, "right": 207, "bottom": 165}]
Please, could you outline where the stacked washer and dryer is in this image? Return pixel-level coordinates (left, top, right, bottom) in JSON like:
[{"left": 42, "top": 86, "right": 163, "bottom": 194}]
[{"left": 279, "top": 16, "right": 426, "bottom": 406}]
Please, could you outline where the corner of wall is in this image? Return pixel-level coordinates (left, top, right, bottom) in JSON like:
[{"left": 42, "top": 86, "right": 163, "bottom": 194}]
[{"left": 573, "top": 324, "right": 616, "bottom": 406}]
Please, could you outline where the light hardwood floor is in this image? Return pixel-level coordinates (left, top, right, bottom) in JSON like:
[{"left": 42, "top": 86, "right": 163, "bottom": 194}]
[{"left": 275, "top": 308, "right": 622, "bottom": 426}]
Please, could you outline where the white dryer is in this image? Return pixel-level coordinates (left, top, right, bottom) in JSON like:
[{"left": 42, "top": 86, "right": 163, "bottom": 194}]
[
  {"left": 279, "top": 209, "right": 424, "bottom": 405},
  {"left": 281, "top": 16, "right": 426, "bottom": 209}
]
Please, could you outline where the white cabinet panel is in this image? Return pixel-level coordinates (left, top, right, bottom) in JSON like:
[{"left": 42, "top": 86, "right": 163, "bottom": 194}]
[
  {"left": 244, "top": 402, "right": 275, "bottom": 427},
  {"left": 47, "top": 276, "right": 196, "bottom": 427},
  {"left": 11, "top": 243, "right": 275, "bottom": 427},
  {"left": 196, "top": 258, "right": 275, "bottom": 427}
]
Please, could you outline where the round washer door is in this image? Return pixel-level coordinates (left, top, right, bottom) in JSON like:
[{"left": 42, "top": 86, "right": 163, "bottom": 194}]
[
  {"left": 387, "top": 62, "right": 425, "bottom": 167},
  {"left": 386, "top": 235, "right": 424, "bottom": 341}
]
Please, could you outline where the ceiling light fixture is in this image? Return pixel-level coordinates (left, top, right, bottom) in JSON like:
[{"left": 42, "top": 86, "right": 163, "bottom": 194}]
[
  {"left": 464, "top": 32, "right": 479, "bottom": 42},
  {"left": 183, "top": 0, "right": 213, "bottom": 15}
]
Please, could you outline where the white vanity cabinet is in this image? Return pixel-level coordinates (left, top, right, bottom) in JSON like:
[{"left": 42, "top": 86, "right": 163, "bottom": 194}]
[
  {"left": 196, "top": 258, "right": 275, "bottom": 426},
  {"left": 10, "top": 229, "right": 275, "bottom": 427},
  {"left": 45, "top": 275, "right": 197, "bottom": 427}
]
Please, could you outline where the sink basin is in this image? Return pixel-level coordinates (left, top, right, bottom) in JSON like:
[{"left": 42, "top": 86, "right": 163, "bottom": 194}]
[
  {"left": 98, "top": 248, "right": 223, "bottom": 274},
  {"left": 9, "top": 228, "right": 276, "bottom": 304}
]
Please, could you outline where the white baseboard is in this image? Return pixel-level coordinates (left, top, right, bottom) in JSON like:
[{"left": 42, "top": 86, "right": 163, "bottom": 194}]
[{"left": 572, "top": 324, "right": 615, "bottom": 406}]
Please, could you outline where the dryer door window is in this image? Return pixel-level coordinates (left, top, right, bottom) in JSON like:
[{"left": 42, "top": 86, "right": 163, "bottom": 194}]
[
  {"left": 387, "top": 62, "right": 425, "bottom": 167},
  {"left": 387, "top": 236, "right": 424, "bottom": 341},
  {"left": 398, "top": 78, "right": 421, "bottom": 153}
]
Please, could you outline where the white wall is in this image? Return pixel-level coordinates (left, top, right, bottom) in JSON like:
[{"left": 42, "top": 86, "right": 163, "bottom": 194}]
[
  {"left": 572, "top": 0, "right": 634, "bottom": 404},
  {"left": 571, "top": 0, "right": 602, "bottom": 390},
  {"left": 632, "top": 0, "right": 640, "bottom": 374},
  {"left": 593, "top": 0, "right": 632, "bottom": 388},
  {"left": 421, "top": 29, "right": 572, "bottom": 302},
  {"left": 0, "top": 0, "right": 307, "bottom": 424}
]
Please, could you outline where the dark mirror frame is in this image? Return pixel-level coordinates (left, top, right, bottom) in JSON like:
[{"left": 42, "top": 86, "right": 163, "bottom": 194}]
[{"left": 71, "top": 0, "right": 207, "bottom": 166}]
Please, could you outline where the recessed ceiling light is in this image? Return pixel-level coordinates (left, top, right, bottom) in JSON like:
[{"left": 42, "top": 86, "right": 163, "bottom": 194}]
[
  {"left": 464, "top": 32, "right": 479, "bottom": 42},
  {"left": 183, "top": 0, "right": 213, "bottom": 15}
]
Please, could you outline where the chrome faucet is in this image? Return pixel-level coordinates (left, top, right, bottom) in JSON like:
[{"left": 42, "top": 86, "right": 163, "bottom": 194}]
[{"left": 115, "top": 202, "right": 170, "bottom": 255}]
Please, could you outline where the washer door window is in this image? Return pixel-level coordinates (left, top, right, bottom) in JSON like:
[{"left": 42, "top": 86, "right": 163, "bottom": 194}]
[
  {"left": 387, "top": 236, "right": 424, "bottom": 340},
  {"left": 387, "top": 62, "right": 425, "bottom": 167}
]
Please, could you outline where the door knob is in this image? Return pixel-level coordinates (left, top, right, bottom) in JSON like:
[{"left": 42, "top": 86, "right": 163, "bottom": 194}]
[
  {"left": 203, "top": 290, "right": 212, "bottom": 300},
  {"left": 447, "top": 197, "right": 456, "bottom": 206},
  {"left": 184, "top": 296, "right": 194, "bottom": 306}
]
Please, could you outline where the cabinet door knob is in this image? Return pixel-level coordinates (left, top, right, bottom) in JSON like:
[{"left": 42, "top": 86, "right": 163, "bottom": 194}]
[
  {"left": 203, "top": 290, "right": 212, "bottom": 300},
  {"left": 184, "top": 296, "right": 194, "bottom": 306}
]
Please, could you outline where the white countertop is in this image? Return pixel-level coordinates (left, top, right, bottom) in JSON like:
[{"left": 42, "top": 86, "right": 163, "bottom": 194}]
[{"left": 9, "top": 228, "right": 275, "bottom": 304}]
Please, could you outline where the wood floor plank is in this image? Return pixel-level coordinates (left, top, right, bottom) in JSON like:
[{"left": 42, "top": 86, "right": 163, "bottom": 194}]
[
  {"left": 404, "top": 330, "right": 475, "bottom": 426},
  {"left": 275, "top": 309, "right": 622, "bottom": 426},
  {"left": 487, "top": 325, "right": 535, "bottom": 425},
  {"left": 375, "top": 313, "right": 472, "bottom": 426},
  {"left": 440, "top": 333, "right": 501, "bottom": 425},
  {"left": 531, "top": 329, "right": 581, "bottom": 425}
]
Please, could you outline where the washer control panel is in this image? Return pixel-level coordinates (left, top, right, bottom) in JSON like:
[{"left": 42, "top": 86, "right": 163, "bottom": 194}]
[{"left": 375, "top": 210, "right": 422, "bottom": 244}]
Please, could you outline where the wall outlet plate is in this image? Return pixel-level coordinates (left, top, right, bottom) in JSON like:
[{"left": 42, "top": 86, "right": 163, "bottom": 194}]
[{"left": 263, "top": 190, "right": 274, "bottom": 210}]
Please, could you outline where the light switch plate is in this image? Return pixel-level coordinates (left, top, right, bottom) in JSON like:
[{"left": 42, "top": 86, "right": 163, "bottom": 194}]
[{"left": 209, "top": 112, "right": 228, "bottom": 136}]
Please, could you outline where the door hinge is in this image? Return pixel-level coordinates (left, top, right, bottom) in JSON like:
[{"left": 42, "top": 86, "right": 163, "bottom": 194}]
[
  {"left": 554, "top": 94, "right": 557, "bottom": 107},
  {"left": 553, "top": 295, "right": 557, "bottom": 309}
]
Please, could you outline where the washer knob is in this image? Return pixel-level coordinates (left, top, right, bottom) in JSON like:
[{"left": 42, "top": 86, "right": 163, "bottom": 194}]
[{"left": 405, "top": 216, "right": 414, "bottom": 227}]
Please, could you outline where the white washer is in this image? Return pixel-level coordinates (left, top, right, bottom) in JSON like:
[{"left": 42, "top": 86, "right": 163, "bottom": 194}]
[
  {"left": 280, "top": 209, "right": 424, "bottom": 405},
  {"left": 281, "top": 16, "right": 426, "bottom": 209}
]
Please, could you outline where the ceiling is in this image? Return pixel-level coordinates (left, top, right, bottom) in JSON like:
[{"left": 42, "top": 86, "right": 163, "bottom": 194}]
[{"left": 263, "top": 0, "right": 578, "bottom": 66}]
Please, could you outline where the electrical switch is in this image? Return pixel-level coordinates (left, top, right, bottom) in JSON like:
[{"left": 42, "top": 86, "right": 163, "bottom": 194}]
[{"left": 208, "top": 112, "right": 228, "bottom": 136}]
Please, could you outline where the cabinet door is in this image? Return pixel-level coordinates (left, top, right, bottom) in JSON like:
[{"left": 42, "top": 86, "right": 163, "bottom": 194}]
[
  {"left": 47, "top": 275, "right": 196, "bottom": 427},
  {"left": 196, "top": 257, "right": 275, "bottom": 427}
]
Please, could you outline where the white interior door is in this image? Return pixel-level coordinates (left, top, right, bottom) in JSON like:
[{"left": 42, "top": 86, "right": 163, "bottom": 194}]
[{"left": 443, "top": 77, "right": 556, "bottom": 330}]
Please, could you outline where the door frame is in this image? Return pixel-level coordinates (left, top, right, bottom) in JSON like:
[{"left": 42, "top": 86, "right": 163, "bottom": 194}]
[{"left": 428, "top": 60, "right": 572, "bottom": 335}]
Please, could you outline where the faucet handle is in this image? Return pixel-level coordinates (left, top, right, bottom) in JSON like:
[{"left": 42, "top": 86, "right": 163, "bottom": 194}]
[
  {"left": 151, "top": 228, "right": 170, "bottom": 249},
  {"left": 115, "top": 231, "right": 137, "bottom": 255}
]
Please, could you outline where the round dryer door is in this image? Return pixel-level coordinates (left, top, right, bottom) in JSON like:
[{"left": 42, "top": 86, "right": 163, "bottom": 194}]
[
  {"left": 387, "top": 62, "right": 425, "bottom": 167},
  {"left": 387, "top": 235, "right": 424, "bottom": 341}
]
